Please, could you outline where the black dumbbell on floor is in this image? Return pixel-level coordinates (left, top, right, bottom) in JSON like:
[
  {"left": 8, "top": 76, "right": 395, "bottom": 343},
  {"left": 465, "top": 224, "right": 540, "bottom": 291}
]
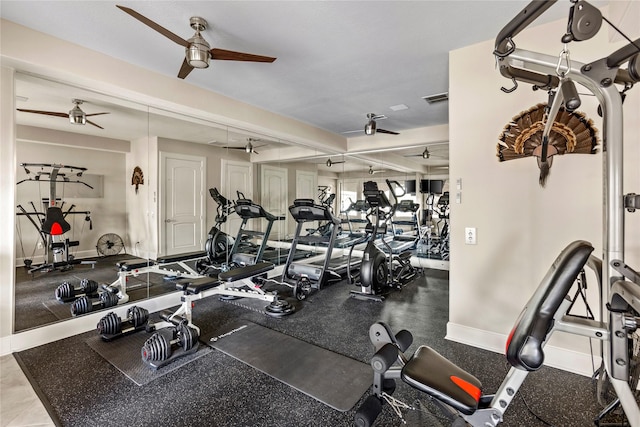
[
  {"left": 97, "top": 306, "right": 150, "bottom": 340},
  {"left": 141, "top": 321, "right": 199, "bottom": 363},
  {"left": 55, "top": 279, "right": 99, "bottom": 302},
  {"left": 70, "top": 291, "right": 119, "bottom": 316}
]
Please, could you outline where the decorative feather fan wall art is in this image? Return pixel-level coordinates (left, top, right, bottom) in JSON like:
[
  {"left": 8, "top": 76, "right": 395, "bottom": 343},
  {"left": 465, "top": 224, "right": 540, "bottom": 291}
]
[{"left": 497, "top": 103, "right": 599, "bottom": 187}]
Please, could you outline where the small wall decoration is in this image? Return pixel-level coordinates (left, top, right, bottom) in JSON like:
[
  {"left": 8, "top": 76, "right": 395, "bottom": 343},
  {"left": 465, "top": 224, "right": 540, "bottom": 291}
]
[
  {"left": 497, "top": 103, "right": 599, "bottom": 187},
  {"left": 131, "top": 166, "right": 144, "bottom": 194}
]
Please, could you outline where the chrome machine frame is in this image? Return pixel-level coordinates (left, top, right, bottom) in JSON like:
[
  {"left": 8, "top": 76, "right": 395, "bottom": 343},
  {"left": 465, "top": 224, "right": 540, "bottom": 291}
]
[{"left": 495, "top": 0, "right": 640, "bottom": 423}]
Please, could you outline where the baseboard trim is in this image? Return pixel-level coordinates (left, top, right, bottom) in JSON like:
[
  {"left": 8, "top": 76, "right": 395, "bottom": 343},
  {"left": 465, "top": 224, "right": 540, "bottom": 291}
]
[{"left": 446, "top": 322, "right": 601, "bottom": 377}]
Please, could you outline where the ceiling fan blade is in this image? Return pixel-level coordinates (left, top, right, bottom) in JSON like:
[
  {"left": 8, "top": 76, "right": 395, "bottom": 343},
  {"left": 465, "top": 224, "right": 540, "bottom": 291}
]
[
  {"left": 222, "top": 147, "right": 246, "bottom": 150},
  {"left": 253, "top": 150, "right": 259, "bottom": 154},
  {"left": 376, "top": 128, "right": 399, "bottom": 135},
  {"left": 17, "top": 109, "right": 67, "bottom": 118},
  {"left": 177, "top": 58, "right": 195, "bottom": 79},
  {"left": 341, "top": 130, "right": 364, "bottom": 134},
  {"left": 86, "top": 120, "right": 104, "bottom": 129},
  {"left": 116, "top": 5, "right": 190, "bottom": 48},
  {"left": 210, "top": 48, "right": 276, "bottom": 63},
  {"left": 85, "top": 112, "right": 110, "bottom": 117}
]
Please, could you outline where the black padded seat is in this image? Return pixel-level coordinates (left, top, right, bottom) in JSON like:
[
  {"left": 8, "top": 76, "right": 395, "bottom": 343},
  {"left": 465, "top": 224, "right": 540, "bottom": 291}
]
[
  {"left": 219, "top": 262, "right": 274, "bottom": 282},
  {"left": 181, "top": 277, "right": 221, "bottom": 294},
  {"left": 117, "top": 260, "right": 155, "bottom": 271},
  {"left": 401, "top": 346, "right": 482, "bottom": 416},
  {"left": 506, "top": 240, "right": 593, "bottom": 371},
  {"left": 156, "top": 251, "right": 207, "bottom": 264}
]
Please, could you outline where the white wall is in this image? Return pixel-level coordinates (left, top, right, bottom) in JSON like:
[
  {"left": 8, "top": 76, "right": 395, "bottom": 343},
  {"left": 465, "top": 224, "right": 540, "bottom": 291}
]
[{"left": 448, "top": 8, "right": 640, "bottom": 376}]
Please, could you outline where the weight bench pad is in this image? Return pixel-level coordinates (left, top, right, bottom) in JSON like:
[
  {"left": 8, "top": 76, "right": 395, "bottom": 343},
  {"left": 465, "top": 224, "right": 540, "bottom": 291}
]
[
  {"left": 219, "top": 262, "right": 274, "bottom": 282},
  {"left": 182, "top": 277, "right": 221, "bottom": 294},
  {"left": 156, "top": 251, "right": 207, "bottom": 264},
  {"left": 117, "top": 260, "right": 155, "bottom": 271},
  {"left": 401, "top": 346, "right": 482, "bottom": 416}
]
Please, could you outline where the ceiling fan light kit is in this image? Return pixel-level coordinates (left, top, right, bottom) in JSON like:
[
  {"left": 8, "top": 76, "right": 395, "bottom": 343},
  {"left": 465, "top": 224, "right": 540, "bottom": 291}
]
[
  {"left": 186, "top": 17, "right": 210, "bottom": 68},
  {"left": 68, "top": 99, "right": 86, "bottom": 125},
  {"left": 364, "top": 120, "right": 376, "bottom": 135}
]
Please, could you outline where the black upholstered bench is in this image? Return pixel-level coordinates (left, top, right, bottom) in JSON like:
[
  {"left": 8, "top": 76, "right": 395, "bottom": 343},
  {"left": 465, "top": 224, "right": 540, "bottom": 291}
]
[
  {"left": 116, "top": 260, "right": 155, "bottom": 271},
  {"left": 401, "top": 346, "right": 482, "bottom": 415},
  {"left": 219, "top": 262, "right": 274, "bottom": 282},
  {"left": 156, "top": 251, "right": 207, "bottom": 264}
]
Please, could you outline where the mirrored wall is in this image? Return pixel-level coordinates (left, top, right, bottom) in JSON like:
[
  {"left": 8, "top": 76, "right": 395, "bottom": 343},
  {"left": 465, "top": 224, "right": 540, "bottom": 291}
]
[{"left": 12, "top": 72, "right": 449, "bottom": 333}]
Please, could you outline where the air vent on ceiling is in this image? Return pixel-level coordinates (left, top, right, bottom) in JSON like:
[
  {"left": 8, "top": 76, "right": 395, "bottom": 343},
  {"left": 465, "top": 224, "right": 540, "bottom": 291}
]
[{"left": 422, "top": 92, "right": 449, "bottom": 104}]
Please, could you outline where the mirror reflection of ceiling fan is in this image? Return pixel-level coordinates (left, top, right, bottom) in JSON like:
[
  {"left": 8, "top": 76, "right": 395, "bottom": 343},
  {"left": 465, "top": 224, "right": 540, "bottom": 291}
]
[
  {"left": 343, "top": 113, "right": 400, "bottom": 136},
  {"left": 403, "top": 147, "right": 447, "bottom": 160},
  {"left": 17, "top": 99, "right": 109, "bottom": 129},
  {"left": 223, "top": 138, "right": 264, "bottom": 154},
  {"left": 116, "top": 5, "right": 276, "bottom": 80},
  {"left": 368, "top": 165, "right": 386, "bottom": 175},
  {"left": 325, "top": 158, "right": 346, "bottom": 167}
]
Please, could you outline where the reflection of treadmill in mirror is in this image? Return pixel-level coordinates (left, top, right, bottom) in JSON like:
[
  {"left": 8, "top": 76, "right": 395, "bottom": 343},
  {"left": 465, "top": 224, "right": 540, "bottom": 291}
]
[
  {"left": 230, "top": 197, "right": 309, "bottom": 266},
  {"left": 283, "top": 199, "right": 357, "bottom": 298},
  {"left": 228, "top": 198, "right": 283, "bottom": 266},
  {"left": 381, "top": 179, "right": 419, "bottom": 254}
]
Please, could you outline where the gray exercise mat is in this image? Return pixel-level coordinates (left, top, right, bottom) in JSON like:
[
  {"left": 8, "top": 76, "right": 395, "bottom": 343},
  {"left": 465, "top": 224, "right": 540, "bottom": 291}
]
[
  {"left": 86, "top": 331, "right": 211, "bottom": 386},
  {"left": 207, "top": 321, "right": 372, "bottom": 412}
]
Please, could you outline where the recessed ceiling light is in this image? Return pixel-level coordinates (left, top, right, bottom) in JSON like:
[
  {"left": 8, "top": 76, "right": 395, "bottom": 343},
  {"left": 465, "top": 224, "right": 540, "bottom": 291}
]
[
  {"left": 389, "top": 104, "right": 408, "bottom": 111},
  {"left": 422, "top": 92, "right": 449, "bottom": 104}
]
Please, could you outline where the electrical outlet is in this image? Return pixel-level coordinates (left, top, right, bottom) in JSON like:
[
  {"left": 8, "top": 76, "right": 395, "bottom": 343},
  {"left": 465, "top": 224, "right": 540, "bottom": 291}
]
[{"left": 465, "top": 227, "right": 477, "bottom": 245}]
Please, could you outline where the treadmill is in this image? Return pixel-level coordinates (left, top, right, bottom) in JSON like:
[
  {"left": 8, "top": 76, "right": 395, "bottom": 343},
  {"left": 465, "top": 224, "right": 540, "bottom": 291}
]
[
  {"left": 282, "top": 199, "right": 359, "bottom": 299},
  {"left": 230, "top": 198, "right": 312, "bottom": 266},
  {"left": 227, "top": 198, "right": 282, "bottom": 266}
]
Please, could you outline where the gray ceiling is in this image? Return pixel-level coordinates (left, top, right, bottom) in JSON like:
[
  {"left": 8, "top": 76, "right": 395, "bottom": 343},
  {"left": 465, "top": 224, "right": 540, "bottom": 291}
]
[{"left": 0, "top": 1, "right": 576, "bottom": 137}]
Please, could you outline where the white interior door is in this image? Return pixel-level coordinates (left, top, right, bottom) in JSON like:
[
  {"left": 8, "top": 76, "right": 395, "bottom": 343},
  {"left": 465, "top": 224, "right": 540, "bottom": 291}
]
[
  {"left": 161, "top": 152, "right": 205, "bottom": 256},
  {"left": 261, "top": 165, "right": 288, "bottom": 240},
  {"left": 222, "top": 159, "right": 253, "bottom": 237},
  {"left": 296, "top": 170, "right": 317, "bottom": 201}
]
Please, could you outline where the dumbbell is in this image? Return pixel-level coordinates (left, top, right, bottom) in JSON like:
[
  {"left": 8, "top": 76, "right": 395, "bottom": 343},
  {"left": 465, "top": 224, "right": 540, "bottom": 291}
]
[
  {"left": 97, "top": 306, "right": 150, "bottom": 337},
  {"left": 70, "top": 292, "right": 119, "bottom": 316},
  {"left": 141, "top": 322, "right": 199, "bottom": 362},
  {"left": 55, "top": 279, "right": 99, "bottom": 302}
]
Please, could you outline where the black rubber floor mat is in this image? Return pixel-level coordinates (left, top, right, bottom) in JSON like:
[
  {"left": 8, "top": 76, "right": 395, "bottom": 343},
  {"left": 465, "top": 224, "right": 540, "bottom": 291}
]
[
  {"left": 42, "top": 299, "right": 72, "bottom": 320},
  {"left": 205, "top": 321, "right": 372, "bottom": 412},
  {"left": 85, "top": 331, "right": 212, "bottom": 386}
]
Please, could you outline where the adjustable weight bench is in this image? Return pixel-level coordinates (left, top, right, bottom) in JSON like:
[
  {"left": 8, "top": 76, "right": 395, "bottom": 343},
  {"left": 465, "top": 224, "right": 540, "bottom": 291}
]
[
  {"left": 66, "top": 251, "right": 209, "bottom": 316},
  {"left": 356, "top": 240, "right": 602, "bottom": 427},
  {"left": 159, "top": 262, "right": 294, "bottom": 336}
]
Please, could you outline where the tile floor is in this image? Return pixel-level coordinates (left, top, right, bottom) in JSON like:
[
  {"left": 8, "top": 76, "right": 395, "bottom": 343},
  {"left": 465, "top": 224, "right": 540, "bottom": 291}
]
[{"left": 0, "top": 354, "right": 55, "bottom": 427}]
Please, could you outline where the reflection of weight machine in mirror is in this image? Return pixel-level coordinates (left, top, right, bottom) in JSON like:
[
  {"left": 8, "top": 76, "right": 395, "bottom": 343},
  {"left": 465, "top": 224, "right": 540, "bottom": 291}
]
[
  {"left": 416, "top": 179, "right": 449, "bottom": 261},
  {"left": 15, "top": 163, "right": 95, "bottom": 273}
]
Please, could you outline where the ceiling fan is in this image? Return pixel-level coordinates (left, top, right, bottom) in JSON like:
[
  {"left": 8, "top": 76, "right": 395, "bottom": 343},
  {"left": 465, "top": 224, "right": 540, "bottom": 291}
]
[
  {"left": 404, "top": 146, "right": 448, "bottom": 160},
  {"left": 223, "top": 138, "right": 263, "bottom": 154},
  {"left": 343, "top": 114, "right": 399, "bottom": 136},
  {"left": 116, "top": 5, "right": 276, "bottom": 80},
  {"left": 17, "top": 99, "right": 109, "bottom": 129},
  {"left": 368, "top": 165, "right": 386, "bottom": 175},
  {"left": 325, "top": 158, "right": 346, "bottom": 167}
]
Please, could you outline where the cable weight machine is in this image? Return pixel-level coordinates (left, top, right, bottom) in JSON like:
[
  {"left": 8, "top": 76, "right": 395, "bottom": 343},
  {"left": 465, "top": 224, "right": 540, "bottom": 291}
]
[{"left": 16, "top": 163, "right": 95, "bottom": 273}]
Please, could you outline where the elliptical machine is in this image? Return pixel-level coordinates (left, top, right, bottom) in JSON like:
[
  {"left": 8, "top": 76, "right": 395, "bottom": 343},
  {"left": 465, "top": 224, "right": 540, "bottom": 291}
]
[
  {"left": 202, "top": 188, "right": 235, "bottom": 265},
  {"left": 349, "top": 181, "right": 416, "bottom": 301}
]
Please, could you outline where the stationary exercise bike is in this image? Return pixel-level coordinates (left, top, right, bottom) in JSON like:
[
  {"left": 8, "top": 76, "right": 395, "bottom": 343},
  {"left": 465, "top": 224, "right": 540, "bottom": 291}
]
[{"left": 349, "top": 181, "right": 416, "bottom": 301}]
